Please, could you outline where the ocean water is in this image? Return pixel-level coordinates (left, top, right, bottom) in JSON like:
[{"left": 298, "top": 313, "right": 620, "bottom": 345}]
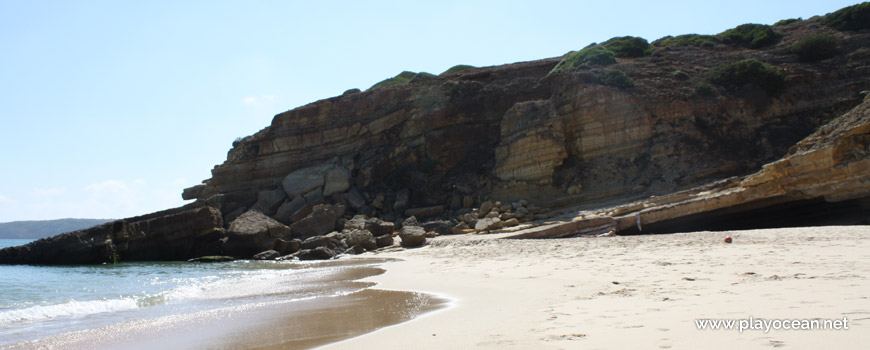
[{"left": 0, "top": 239, "right": 442, "bottom": 349}]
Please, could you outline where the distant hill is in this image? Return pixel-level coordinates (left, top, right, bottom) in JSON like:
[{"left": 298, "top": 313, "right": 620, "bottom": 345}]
[{"left": 0, "top": 219, "right": 114, "bottom": 239}]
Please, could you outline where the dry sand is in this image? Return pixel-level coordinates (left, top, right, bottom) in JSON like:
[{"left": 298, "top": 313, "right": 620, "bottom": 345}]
[{"left": 323, "top": 226, "right": 870, "bottom": 349}]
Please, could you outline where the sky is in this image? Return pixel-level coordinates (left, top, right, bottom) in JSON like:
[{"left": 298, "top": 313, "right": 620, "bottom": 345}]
[{"left": 0, "top": 0, "right": 861, "bottom": 222}]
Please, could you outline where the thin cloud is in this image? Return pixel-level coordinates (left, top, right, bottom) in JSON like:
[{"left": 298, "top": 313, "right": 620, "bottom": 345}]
[
  {"left": 0, "top": 194, "right": 14, "bottom": 205},
  {"left": 30, "top": 187, "right": 68, "bottom": 197},
  {"left": 241, "top": 94, "right": 277, "bottom": 105}
]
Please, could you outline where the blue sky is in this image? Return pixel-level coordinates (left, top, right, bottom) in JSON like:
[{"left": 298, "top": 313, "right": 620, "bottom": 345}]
[{"left": 0, "top": 0, "right": 860, "bottom": 222}]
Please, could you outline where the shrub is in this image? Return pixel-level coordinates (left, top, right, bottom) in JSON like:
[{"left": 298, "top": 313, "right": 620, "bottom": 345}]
[
  {"left": 600, "top": 36, "right": 651, "bottom": 57},
  {"left": 694, "top": 83, "right": 716, "bottom": 96},
  {"left": 440, "top": 64, "right": 475, "bottom": 76},
  {"left": 717, "top": 24, "right": 782, "bottom": 49},
  {"left": 655, "top": 34, "right": 719, "bottom": 47},
  {"left": 773, "top": 18, "right": 802, "bottom": 27},
  {"left": 821, "top": 2, "right": 870, "bottom": 31},
  {"left": 791, "top": 34, "right": 841, "bottom": 62},
  {"left": 369, "top": 71, "right": 433, "bottom": 90},
  {"left": 549, "top": 45, "right": 616, "bottom": 74},
  {"left": 706, "top": 59, "right": 786, "bottom": 96},
  {"left": 594, "top": 69, "right": 634, "bottom": 89}
]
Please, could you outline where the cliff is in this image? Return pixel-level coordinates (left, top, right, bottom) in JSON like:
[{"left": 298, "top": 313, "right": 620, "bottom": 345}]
[{"left": 3, "top": 5, "right": 869, "bottom": 264}]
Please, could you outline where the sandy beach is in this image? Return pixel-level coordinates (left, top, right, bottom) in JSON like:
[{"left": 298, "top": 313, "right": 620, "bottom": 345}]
[{"left": 323, "top": 226, "right": 870, "bottom": 349}]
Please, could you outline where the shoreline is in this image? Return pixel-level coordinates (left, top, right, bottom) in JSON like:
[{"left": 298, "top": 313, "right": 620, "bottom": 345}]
[
  {"left": 322, "top": 226, "right": 870, "bottom": 349},
  {"left": 2, "top": 259, "right": 447, "bottom": 350}
]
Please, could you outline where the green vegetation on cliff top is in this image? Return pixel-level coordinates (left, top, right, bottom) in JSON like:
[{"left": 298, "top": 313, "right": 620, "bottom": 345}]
[
  {"left": 822, "top": 2, "right": 870, "bottom": 31},
  {"left": 791, "top": 34, "right": 841, "bottom": 62},
  {"left": 706, "top": 59, "right": 786, "bottom": 96}
]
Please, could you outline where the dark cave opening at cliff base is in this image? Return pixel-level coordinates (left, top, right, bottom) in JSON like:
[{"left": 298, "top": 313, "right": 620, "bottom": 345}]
[{"left": 620, "top": 197, "right": 870, "bottom": 235}]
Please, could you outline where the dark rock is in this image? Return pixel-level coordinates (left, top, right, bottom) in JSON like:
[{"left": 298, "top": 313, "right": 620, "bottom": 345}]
[
  {"left": 346, "top": 187, "right": 366, "bottom": 210},
  {"left": 300, "top": 234, "right": 344, "bottom": 250},
  {"left": 274, "top": 196, "right": 307, "bottom": 225},
  {"left": 474, "top": 217, "right": 503, "bottom": 231},
  {"left": 253, "top": 250, "right": 280, "bottom": 260},
  {"left": 404, "top": 205, "right": 446, "bottom": 219},
  {"left": 365, "top": 219, "right": 395, "bottom": 236},
  {"left": 290, "top": 204, "right": 339, "bottom": 239},
  {"left": 254, "top": 188, "right": 287, "bottom": 216},
  {"left": 478, "top": 201, "right": 494, "bottom": 218},
  {"left": 323, "top": 167, "right": 351, "bottom": 197},
  {"left": 272, "top": 238, "right": 301, "bottom": 255},
  {"left": 399, "top": 226, "right": 427, "bottom": 247},
  {"left": 281, "top": 163, "right": 330, "bottom": 198},
  {"left": 343, "top": 215, "right": 368, "bottom": 230},
  {"left": 224, "top": 206, "right": 248, "bottom": 225},
  {"left": 223, "top": 210, "right": 291, "bottom": 258},
  {"left": 345, "top": 228, "right": 376, "bottom": 249},
  {"left": 298, "top": 246, "right": 336, "bottom": 260},
  {"left": 402, "top": 216, "right": 419, "bottom": 227},
  {"left": 449, "top": 195, "right": 462, "bottom": 210},
  {"left": 393, "top": 189, "right": 410, "bottom": 211},
  {"left": 188, "top": 255, "right": 235, "bottom": 262},
  {"left": 375, "top": 234, "right": 394, "bottom": 247},
  {"left": 421, "top": 220, "right": 452, "bottom": 235},
  {"left": 0, "top": 206, "right": 225, "bottom": 264},
  {"left": 182, "top": 184, "right": 207, "bottom": 201}
]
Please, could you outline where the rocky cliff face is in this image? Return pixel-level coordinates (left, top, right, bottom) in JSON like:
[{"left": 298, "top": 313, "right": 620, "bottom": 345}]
[
  {"left": 3, "top": 11, "right": 870, "bottom": 264},
  {"left": 187, "top": 17, "right": 868, "bottom": 219}
]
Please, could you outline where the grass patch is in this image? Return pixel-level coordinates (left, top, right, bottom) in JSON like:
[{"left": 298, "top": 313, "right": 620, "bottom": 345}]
[
  {"left": 694, "top": 83, "right": 716, "bottom": 96},
  {"left": 773, "top": 18, "right": 802, "bottom": 27},
  {"left": 655, "top": 34, "right": 719, "bottom": 48},
  {"left": 369, "top": 71, "right": 434, "bottom": 90},
  {"left": 549, "top": 45, "right": 616, "bottom": 74},
  {"left": 791, "top": 34, "right": 841, "bottom": 62},
  {"left": 594, "top": 69, "right": 634, "bottom": 89},
  {"left": 717, "top": 23, "right": 782, "bottom": 49},
  {"left": 600, "top": 36, "right": 651, "bottom": 57},
  {"left": 821, "top": 2, "right": 870, "bottom": 31},
  {"left": 706, "top": 59, "right": 786, "bottom": 96},
  {"left": 440, "top": 64, "right": 475, "bottom": 76}
]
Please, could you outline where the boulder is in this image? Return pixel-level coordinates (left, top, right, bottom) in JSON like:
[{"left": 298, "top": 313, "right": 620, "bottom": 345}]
[
  {"left": 345, "top": 229, "right": 375, "bottom": 248},
  {"left": 343, "top": 215, "right": 368, "bottom": 230},
  {"left": 272, "top": 238, "right": 301, "bottom": 255},
  {"left": 292, "top": 247, "right": 337, "bottom": 260},
  {"left": 402, "top": 216, "right": 419, "bottom": 227},
  {"left": 346, "top": 187, "right": 366, "bottom": 210},
  {"left": 399, "top": 226, "right": 427, "bottom": 247},
  {"left": 254, "top": 188, "right": 287, "bottom": 216},
  {"left": 323, "top": 167, "right": 351, "bottom": 197},
  {"left": 281, "top": 163, "right": 331, "bottom": 198},
  {"left": 253, "top": 250, "right": 280, "bottom": 260},
  {"left": 274, "top": 196, "right": 307, "bottom": 225},
  {"left": 365, "top": 219, "right": 395, "bottom": 236},
  {"left": 478, "top": 201, "right": 494, "bottom": 218},
  {"left": 290, "top": 204, "right": 339, "bottom": 239},
  {"left": 404, "top": 205, "right": 446, "bottom": 219},
  {"left": 375, "top": 234, "right": 394, "bottom": 247},
  {"left": 300, "top": 234, "right": 345, "bottom": 250},
  {"left": 421, "top": 220, "right": 452, "bottom": 235},
  {"left": 503, "top": 218, "right": 520, "bottom": 227},
  {"left": 474, "top": 217, "right": 503, "bottom": 231},
  {"left": 223, "top": 210, "right": 291, "bottom": 258}
]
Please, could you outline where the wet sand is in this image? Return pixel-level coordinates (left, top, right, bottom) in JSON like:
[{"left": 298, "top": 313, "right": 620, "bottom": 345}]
[
  {"left": 5, "top": 259, "right": 447, "bottom": 350},
  {"left": 325, "top": 226, "right": 870, "bottom": 349}
]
